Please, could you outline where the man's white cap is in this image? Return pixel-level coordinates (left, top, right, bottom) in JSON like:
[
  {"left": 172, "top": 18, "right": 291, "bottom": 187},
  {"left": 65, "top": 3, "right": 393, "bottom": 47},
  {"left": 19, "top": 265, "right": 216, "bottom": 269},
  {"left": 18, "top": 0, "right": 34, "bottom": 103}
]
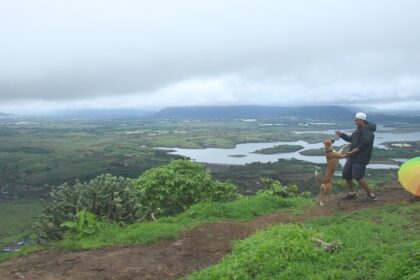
[{"left": 355, "top": 112, "right": 367, "bottom": 121}]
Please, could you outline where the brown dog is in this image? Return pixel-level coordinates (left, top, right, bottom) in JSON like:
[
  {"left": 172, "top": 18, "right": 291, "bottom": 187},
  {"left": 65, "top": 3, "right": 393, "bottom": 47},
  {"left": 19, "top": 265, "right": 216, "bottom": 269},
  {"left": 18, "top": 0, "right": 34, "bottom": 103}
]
[{"left": 315, "top": 139, "right": 345, "bottom": 206}]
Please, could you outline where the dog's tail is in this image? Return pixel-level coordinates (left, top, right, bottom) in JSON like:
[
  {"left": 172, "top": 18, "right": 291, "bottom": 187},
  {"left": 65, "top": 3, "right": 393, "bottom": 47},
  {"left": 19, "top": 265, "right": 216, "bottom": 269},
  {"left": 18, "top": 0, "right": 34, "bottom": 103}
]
[
  {"left": 314, "top": 169, "right": 324, "bottom": 206},
  {"left": 314, "top": 169, "right": 321, "bottom": 185}
]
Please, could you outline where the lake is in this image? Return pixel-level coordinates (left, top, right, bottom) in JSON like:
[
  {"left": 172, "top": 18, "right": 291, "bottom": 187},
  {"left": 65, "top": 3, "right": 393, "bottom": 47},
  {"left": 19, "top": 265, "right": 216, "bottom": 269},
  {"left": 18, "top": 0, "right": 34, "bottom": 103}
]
[{"left": 161, "top": 129, "right": 420, "bottom": 169}]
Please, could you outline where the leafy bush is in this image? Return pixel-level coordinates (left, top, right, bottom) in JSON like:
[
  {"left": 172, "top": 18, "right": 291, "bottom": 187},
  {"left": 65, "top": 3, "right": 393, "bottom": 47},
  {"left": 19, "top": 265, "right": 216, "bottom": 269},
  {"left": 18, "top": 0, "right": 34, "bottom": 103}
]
[
  {"left": 133, "top": 160, "right": 238, "bottom": 219},
  {"left": 34, "top": 174, "right": 138, "bottom": 241},
  {"left": 35, "top": 160, "right": 237, "bottom": 241},
  {"left": 257, "top": 178, "right": 310, "bottom": 198}
]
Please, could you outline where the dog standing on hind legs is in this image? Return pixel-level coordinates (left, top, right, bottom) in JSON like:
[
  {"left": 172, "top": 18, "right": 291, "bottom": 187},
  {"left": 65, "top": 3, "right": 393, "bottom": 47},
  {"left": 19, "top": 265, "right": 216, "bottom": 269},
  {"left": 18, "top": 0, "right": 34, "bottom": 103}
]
[{"left": 315, "top": 139, "right": 346, "bottom": 206}]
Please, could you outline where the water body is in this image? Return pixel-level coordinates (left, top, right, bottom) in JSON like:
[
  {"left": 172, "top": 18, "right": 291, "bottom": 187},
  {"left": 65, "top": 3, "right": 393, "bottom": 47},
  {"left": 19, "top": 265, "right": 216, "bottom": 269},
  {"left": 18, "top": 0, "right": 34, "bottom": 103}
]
[{"left": 162, "top": 130, "right": 420, "bottom": 169}]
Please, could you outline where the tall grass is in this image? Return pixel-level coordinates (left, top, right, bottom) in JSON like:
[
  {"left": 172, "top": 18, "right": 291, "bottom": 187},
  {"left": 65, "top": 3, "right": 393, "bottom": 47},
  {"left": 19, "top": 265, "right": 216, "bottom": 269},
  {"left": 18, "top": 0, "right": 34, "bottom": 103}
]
[{"left": 186, "top": 202, "right": 420, "bottom": 280}]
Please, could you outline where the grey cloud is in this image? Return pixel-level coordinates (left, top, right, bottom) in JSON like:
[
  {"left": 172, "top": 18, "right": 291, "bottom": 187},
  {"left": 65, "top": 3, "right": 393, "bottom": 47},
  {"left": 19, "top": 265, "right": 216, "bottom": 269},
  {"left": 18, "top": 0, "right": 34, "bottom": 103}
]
[{"left": 1, "top": 0, "right": 420, "bottom": 111}]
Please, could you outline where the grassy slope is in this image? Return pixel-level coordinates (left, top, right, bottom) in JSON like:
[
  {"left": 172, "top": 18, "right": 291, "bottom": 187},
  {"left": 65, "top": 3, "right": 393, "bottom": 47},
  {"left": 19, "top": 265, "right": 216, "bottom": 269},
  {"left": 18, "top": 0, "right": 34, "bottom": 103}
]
[
  {"left": 0, "top": 195, "right": 312, "bottom": 263},
  {"left": 2, "top": 195, "right": 419, "bottom": 279},
  {"left": 55, "top": 195, "right": 311, "bottom": 250},
  {"left": 186, "top": 202, "right": 420, "bottom": 280}
]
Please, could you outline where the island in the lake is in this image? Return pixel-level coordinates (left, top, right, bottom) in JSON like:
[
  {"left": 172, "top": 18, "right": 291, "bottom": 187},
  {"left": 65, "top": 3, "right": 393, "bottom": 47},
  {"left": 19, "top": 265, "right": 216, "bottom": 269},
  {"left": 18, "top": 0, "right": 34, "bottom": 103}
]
[
  {"left": 253, "top": 144, "right": 304, "bottom": 154},
  {"left": 228, "top": 154, "right": 247, "bottom": 158}
]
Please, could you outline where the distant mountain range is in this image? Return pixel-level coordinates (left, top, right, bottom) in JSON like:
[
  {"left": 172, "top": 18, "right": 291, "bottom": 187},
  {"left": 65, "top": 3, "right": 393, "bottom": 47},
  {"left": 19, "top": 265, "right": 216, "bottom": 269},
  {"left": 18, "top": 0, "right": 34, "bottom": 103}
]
[
  {"left": 150, "top": 105, "right": 355, "bottom": 121},
  {"left": 149, "top": 105, "right": 420, "bottom": 123},
  {"left": 2, "top": 106, "right": 419, "bottom": 123}
]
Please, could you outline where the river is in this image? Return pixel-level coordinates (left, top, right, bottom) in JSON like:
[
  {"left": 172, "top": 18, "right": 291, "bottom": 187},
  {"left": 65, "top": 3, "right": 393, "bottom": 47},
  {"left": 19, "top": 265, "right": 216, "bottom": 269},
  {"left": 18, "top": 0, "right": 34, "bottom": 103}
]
[{"left": 161, "top": 129, "right": 420, "bottom": 169}]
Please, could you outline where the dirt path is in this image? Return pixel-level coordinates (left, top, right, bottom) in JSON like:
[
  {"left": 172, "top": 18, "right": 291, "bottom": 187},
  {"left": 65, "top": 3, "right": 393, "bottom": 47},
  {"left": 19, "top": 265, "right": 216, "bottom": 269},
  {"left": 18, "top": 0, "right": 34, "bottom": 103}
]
[{"left": 1, "top": 181, "right": 418, "bottom": 280}]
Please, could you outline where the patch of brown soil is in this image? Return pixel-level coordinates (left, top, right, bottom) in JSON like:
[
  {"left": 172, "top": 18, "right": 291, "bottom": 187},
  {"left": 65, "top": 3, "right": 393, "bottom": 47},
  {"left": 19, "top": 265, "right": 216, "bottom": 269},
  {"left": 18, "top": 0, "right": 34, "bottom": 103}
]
[{"left": 0, "top": 181, "right": 417, "bottom": 280}]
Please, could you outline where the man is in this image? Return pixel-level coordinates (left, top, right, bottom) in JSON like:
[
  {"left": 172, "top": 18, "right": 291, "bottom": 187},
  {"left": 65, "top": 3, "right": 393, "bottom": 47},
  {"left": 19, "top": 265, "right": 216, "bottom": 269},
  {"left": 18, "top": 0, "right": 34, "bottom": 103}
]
[{"left": 335, "top": 112, "right": 377, "bottom": 201}]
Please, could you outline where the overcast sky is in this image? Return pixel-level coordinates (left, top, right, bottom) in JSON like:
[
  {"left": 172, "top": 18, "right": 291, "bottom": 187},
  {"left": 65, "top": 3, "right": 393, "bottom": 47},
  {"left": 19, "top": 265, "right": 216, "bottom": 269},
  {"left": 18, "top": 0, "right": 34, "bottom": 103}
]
[{"left": 1, "top": 0, "right": 420, "bottom": 114}]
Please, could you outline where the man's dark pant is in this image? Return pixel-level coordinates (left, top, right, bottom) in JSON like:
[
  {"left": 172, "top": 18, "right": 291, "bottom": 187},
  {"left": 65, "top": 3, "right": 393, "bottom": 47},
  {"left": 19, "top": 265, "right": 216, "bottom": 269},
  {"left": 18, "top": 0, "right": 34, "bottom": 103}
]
[{"left": 342, "top": 159, "right": 367, "bottom": 181}]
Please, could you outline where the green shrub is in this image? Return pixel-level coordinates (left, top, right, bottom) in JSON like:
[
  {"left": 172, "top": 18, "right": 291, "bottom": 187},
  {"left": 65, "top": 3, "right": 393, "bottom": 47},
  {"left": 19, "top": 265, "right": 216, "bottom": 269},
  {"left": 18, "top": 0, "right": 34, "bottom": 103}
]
[
  {"left": 35, "top": 160, "right": 238, "bottom": 241},
  {"left": 34, "top": 182, "right": 83, "bottom": 241},
  {"left": 77, "top": 174, "right": 138, "bottom": 222},
  {"left": 133, "top": 160, "right": 238, "bottom": 219},
  {"left": 257, "top": 178, "right": 309, "bottom": 198},
  {"left": 34, "top": 174, "right": 138, "bottom": 241},
  {"left": 210, "top": 181, "right": 238, "bottom": 202}
]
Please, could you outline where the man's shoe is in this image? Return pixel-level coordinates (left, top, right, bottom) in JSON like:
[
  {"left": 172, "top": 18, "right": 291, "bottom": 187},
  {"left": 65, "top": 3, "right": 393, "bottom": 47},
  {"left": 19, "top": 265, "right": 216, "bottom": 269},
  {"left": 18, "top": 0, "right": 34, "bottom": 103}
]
[
  {"left": 362, "top": 193, "right": 378, "bottom": 202},
  {"left": 342, "top": 192, "right": 357, "bottom": 200}
]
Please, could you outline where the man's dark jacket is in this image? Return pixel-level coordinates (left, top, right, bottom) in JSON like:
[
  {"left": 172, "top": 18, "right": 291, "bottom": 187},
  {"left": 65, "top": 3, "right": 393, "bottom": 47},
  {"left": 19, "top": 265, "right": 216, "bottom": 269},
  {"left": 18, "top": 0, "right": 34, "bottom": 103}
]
[{"left": 340, "top": 123, "right": 376, "bottom": 164}]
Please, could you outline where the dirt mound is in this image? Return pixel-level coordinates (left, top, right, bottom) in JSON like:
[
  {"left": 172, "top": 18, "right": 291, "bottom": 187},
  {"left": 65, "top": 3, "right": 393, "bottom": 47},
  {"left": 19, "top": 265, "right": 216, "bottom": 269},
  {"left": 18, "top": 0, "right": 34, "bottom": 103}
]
[{"left": 0, "top": 181, "right": 417, "bottom": 280}]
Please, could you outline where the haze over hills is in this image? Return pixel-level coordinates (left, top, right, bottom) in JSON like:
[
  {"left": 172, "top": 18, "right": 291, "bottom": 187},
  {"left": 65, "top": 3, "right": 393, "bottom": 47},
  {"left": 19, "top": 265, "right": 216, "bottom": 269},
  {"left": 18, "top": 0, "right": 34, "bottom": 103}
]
[
  {"left": 0, "top": 112, "right": 14, "bottom": 117},
  {"left": 2, "top": 105, "right": 420, "bottom": 123},
  {"left": 150, "top": 105, "right": 353, "bottom": 121},
  {"left": 149, "top": 105, "right": 420, "bottom": 123}
]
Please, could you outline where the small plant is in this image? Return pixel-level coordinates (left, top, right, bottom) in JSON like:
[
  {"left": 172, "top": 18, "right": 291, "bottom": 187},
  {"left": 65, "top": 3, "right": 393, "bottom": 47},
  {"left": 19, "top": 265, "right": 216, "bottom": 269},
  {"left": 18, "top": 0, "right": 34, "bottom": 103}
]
[
  {"left": 60, "top": 210, "right": 97, "bottom": 236},
  {"left": 257, "top": 178, "right": 309, "bottom": 198},
  {"left": 210, "top": 181, "right": 239, "bottom": 202}
]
